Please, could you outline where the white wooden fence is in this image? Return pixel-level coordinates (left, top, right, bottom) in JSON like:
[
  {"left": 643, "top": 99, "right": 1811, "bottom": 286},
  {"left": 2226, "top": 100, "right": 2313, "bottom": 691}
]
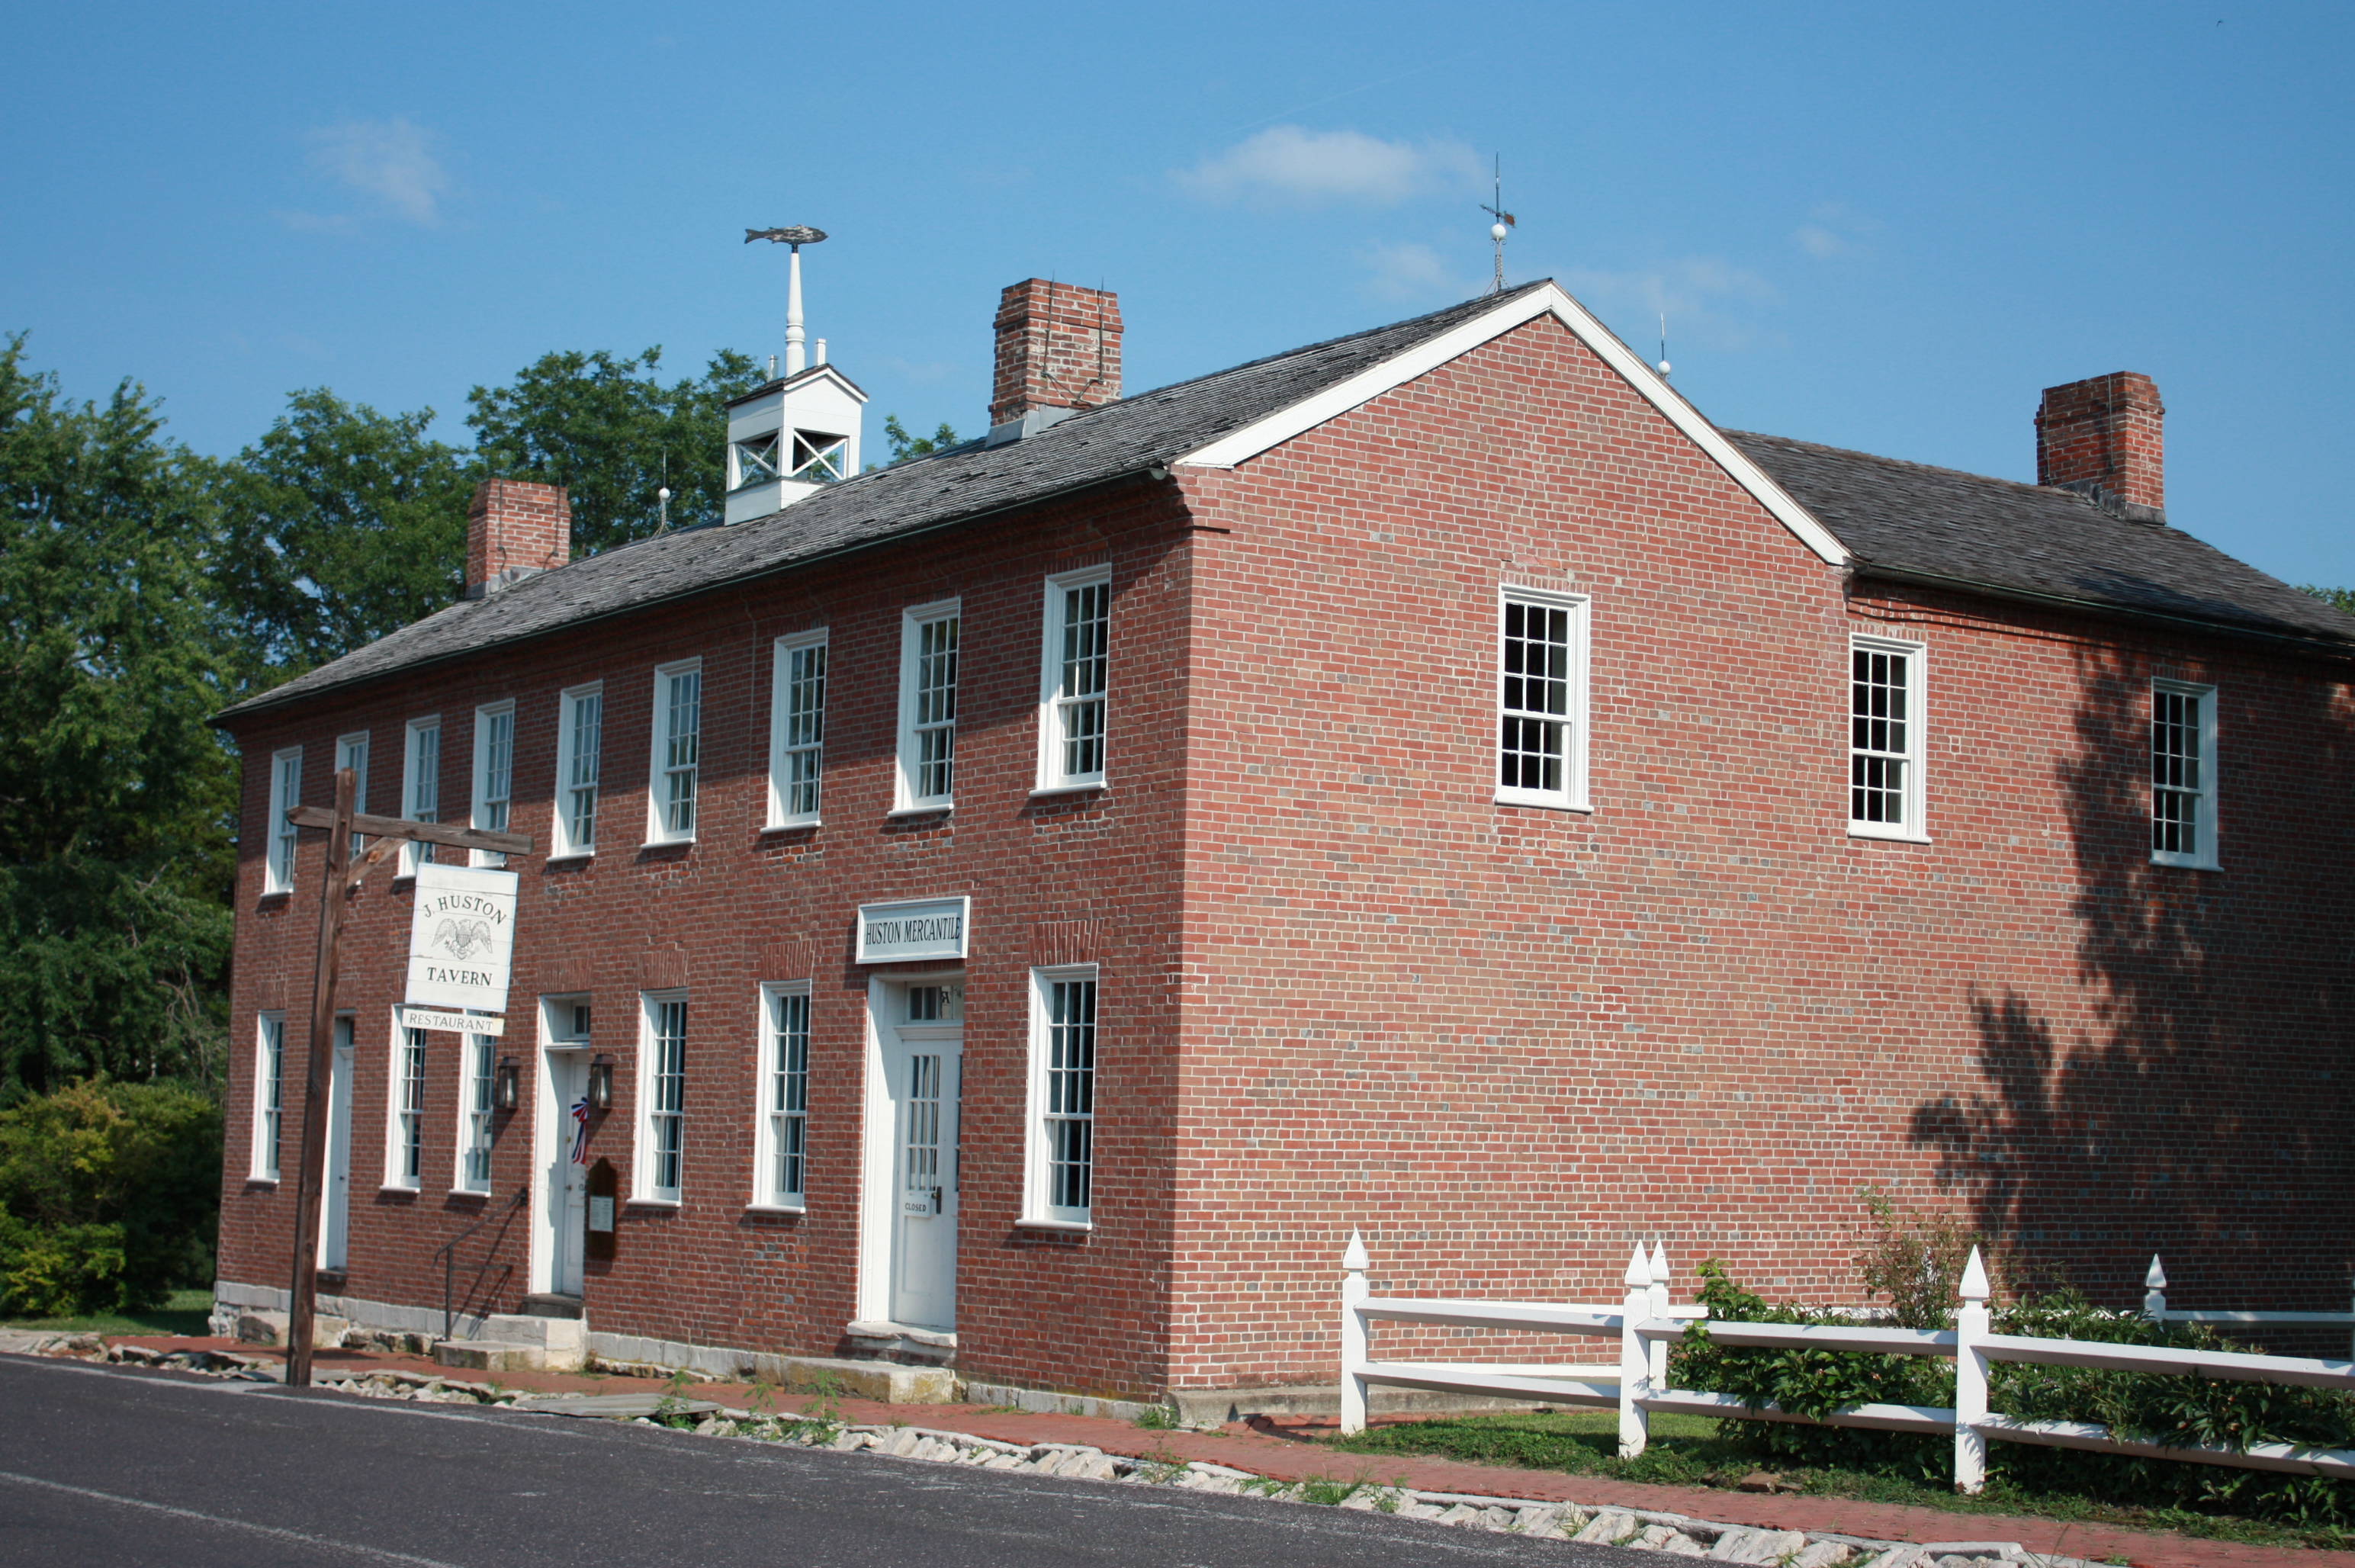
[{"left": 1338, "top": 1233, "right": 2355, "bottom": 1493}]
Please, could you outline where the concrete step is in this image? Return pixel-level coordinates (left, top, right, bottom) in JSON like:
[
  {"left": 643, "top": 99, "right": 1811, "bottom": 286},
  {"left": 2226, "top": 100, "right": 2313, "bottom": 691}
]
[
  {"left": 236, "top": 1310, "right": 348, "bottom": 1350},
  {"left": 481, "top": 1313, "right": 586, "bottom": 1352},
  {"left": 434, "top": 1340, "right": 548, "bottom": 1373},
  {"left": 520, "top": 1293, "right": 583, "bottom": 1320}
]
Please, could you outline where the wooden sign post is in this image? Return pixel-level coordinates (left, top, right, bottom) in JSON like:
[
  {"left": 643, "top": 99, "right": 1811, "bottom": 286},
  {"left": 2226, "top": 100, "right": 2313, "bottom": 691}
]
[{"left": 281, "top": 773, "right": 531, "bottom": 1387}]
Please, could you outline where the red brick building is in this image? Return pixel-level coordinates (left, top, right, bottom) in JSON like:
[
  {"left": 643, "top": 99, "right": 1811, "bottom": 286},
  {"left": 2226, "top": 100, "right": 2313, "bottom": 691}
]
[{"left": 212, "top": 278, "right": 2355, "bottom": 1415}]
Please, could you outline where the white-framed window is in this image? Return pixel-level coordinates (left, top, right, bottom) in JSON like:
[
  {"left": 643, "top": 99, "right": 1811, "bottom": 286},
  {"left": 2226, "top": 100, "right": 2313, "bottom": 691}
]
[
  {"left": 471, "top": 701, "right": 515, "bottom": 867},
  {"left": 1494, "top": 589, "right": 1591, "bottom": 811},
  {"left": 894, "top": 601, "right": 960, "bottom": 812},
  {"left": 766, "top": 632, "right": 827, "bottom": 828},
  {"left": 753, "top": 983, "right": 811, "bottom": 1209},
  {"left": 2151, "top": 680, "right": 2218, "bottom": 868},
  {"left": 1848, "top": 636, "right": 1928, "bottom": 841},
  {"left": 400, "top": 716, "right": 441, "bottom": 876},
  {"left": 1023, "top": 967, "right": 1097, "bottom": 1228},
  {"left": 265, "top": 746, "right": 302, "bottom": 895},
  {"left": 252, "top": 1011, "right": 286, "bottom": 1180},
  {"left": 336, "top": 731, "right": 369, "bottom": 862},
  {"left": 636, "top": 991, "right": 686, "bottom": 1202},
  {"left": 455, "top": 1033, "right": 494, "bottom": 1194},
  {"left": 551, "top": 683, "right": 602, "bottom": 858},
  {"left": 1036, "top": 569, "right": 1110, "bottom": 792},
  {"left": 646, "top": 660, "right": 702, "bottom": 843},
  {"left": 385, "top": 1018, "right": 426, "bottom": 1189}
]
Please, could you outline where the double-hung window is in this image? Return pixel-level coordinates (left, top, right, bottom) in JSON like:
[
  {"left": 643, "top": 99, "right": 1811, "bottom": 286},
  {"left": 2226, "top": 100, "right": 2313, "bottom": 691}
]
[
  {"left": 456, "top": 1034, "right": 494, "bottom": 1194},
  {"left": 638, "top": 993, "right": 686, "bottom": 1201},
  {"left": 552, "top": 683, "right": 602, "bottom": 858},
  {"left": 253, "top": 1012, "right": 286, "bottom": 1180},
  {"left": 895, "top": 602, "right": 959, "bottom": 812},
  {"left": 754, "top": 984, "right": 810, "bottom": 1209},
  {"left": 400, "top": 717, "right": 441, "bottom": 876},
  {"left": 1023, "top": 968, "right": 1097, "bottom": 1227},
  {"left": 471, "top": 702, "right": 514, "bottom": 867},
  {"left": 336, "top": 731, "right": 369, "bottom": 862},
  {"left": 1037, "top": 570, "right": 1110, "bottom": 792},
  {"left": 766, "top": 632, "right": 827, "bottom": 828},
  {"left": 1494, "top": 589, "right": 1590, "bottom": 811},
  {"left": 265, "top": 747, "right": 302, "bottom": 895},
  {"left": 1848, "top": 637, "right": 1928, "bottom": 841},
  {"left": 2151, "top": 680, "right": 2218, "bottom": 868},
  {"left": 387, "top": 1021, "right": 426, "bottom": 1189},
  {"left": 647, "top": 660, "right": 702, "bottom": 843}
]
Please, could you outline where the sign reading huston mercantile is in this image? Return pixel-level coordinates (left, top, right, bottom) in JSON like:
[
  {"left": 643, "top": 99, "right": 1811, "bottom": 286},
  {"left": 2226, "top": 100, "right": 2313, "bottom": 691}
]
[
  {"left": 404, "top": 863, "right": 521, "bottom": 1015},
  {"left": 856, "top": 896, "right": 969, "bottom": 963}
]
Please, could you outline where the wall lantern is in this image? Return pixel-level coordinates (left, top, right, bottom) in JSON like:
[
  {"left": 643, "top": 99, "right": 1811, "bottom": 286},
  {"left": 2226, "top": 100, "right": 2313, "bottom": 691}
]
[
  {"left": 587, "top": 1056, "right": 615, "bottom": 1112},
  {"left": 493, "top": 1059, "right": 521, "bottom": 1113}
]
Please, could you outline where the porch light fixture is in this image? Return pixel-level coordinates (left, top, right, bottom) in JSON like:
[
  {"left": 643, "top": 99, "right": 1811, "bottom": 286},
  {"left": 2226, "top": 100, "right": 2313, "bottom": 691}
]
[
  {"left": 493, "top": 1059, "right": 521, "bottom": 1113},
  {"left": 587, "top": 1057, "right": 615, "bottom": 1112}
]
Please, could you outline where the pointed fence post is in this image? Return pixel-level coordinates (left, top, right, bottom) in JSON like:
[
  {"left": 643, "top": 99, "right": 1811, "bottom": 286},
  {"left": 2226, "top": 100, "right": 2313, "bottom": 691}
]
[
  {"left": 1340, "top": 1230, "right": 1370, "bottom": 1436},
  {"left": 2143, "top": 1255, "right": 2167, "bottom": 1323},
  {"left": 1953, "top": 1245, "right": 1990, "bottom": 1496},
  {"left": 1619, "top": 1242, "right": 1652, "bottom": 1459},
  {"left": 1647, "top": 1239, "right": 1672, "bottom": 1389}
]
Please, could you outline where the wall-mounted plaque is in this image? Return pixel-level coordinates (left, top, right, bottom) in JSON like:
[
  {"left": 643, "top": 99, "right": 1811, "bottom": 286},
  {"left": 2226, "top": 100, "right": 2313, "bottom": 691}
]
[
  {"left": 586, "top": 1158, "right": 618, "bottom": 1261},
  {"left": 856, "top": 896, "right": 970, "bottom": 963}
]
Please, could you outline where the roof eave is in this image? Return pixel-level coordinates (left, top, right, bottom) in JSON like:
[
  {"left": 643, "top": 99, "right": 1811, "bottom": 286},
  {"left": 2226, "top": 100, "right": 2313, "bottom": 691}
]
[{"left": 1849, "top": 561, "right": 2355, "bottom": 662}]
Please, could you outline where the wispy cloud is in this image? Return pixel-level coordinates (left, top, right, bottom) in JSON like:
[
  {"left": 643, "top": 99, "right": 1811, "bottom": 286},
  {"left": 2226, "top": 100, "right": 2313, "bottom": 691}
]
[
  {"left": 1360, "top": 239, "right": 1476, "bottom": 303},
  {"left": 1174, "top": 126, "right": 1482, "bottom": 207},
  {"left": 1791, "top": 202, "right": 1881, "bottom": 260},
  {"left": 304, "top": 117, "right": 450, "bottom": 226},
  {"left": 1565, "top": 258, "right": 1781, "bottom": 351}
]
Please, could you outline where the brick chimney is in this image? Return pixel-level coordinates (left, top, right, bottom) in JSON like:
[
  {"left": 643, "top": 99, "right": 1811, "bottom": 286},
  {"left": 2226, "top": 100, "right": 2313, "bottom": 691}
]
[
  {"left": 2035, "top": 372, "right": 2165, "bottom": 525},
  {"left": 464, "top": 478, "right": 571, "bottom": 599},
  {"left": 989, "top": 280, "right": 1122, "bottom": 434}
]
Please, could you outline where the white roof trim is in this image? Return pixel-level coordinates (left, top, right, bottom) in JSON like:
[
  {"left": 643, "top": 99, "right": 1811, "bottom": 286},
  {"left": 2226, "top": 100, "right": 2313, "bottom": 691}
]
[{"left": 1171, "top": 283, "right": 1849, "bottom": 567}]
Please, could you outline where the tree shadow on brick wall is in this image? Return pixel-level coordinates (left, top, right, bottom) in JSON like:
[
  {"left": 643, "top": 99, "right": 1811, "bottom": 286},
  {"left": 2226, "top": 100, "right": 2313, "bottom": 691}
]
[{"left": 1907, "top": 640, "right": 2353, "bottom": 1308}]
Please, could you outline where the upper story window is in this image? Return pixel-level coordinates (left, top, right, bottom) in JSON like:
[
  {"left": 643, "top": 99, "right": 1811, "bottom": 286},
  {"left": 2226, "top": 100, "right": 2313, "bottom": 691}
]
[
  {"left": 265, "top": 747, "right": 302, "bottom": 895},
  {"left": 755, "top": 983, "right": 811, "bottom": 1209},
  {"left": 1494, "top": 589, "right": 1590, "bottom": 811},
  {"left": 400, "top": 717, "right": 441, "bottom": 876},
  {"left": 1848, "top": 637, "right": 1928, "bottom": 842},
  {"left": 471, "top": 702, "right": 514, "bottom": 868},
  {"left": 2151, "top": 680, "right": 2218, "bottom": 868},
  {"left": 638, "top": 992, "right": 687, "bottom": 1202},
  {"left": 767, "top": 631, "right": 827, "bottom": 828},
  {"left": 895, "top": 602, "right": 959, "bottom": 812},
  {"left": 336, "top": 731, "right": 369, "bottom": 863},
  {"left": 1037, "top": 570, "right": 1110, "bottom": 792},
  {"left": 647, "top": 660, "right": 702, "bottom": 843},
  {"left": 552, "top": 684, "right": 602, "bottom": 858}
]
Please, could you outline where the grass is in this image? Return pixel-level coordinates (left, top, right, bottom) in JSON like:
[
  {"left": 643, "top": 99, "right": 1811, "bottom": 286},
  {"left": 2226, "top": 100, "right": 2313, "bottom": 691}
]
[
  {"left": 1325, "top": 1409, "right": 2355, "bottom": 1553},
  {"left": 0, "top": 1287, "right": 214, "bottom": 1338}
]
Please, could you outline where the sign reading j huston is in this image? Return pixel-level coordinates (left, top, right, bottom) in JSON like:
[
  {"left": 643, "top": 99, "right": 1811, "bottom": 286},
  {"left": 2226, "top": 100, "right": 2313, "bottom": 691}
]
[
  {"left": 856, "top": 896, "right": 970, "bottom": 964},
  {"left": 405, "top": 863, "right": 521, "bottom": 1014}
]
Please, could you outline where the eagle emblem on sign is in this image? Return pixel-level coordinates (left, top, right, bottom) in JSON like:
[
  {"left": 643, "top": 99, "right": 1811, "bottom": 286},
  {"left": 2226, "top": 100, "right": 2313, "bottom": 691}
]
[{"left": 433, "top": 918, "right": 496, "bottom": 962}]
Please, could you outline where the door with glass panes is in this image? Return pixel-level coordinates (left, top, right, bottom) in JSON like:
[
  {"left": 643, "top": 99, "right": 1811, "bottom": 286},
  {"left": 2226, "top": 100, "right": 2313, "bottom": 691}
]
[{"left": 886, "top": 983, "right": 962, "bottom": 1329}]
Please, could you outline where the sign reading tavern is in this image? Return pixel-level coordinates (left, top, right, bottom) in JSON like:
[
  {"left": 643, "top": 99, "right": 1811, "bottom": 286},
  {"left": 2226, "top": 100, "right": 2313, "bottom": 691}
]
[
  {"left": 856, "top": 896, "right": 970, "bottom": 963},
  {"left": 405, "top": 863, "right": 521, "bottom": 1014}
]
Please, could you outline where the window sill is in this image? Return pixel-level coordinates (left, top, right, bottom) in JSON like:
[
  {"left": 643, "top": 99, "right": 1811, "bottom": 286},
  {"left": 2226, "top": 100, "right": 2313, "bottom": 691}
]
[
  {"left": 378, "top": 1182, "right": 420, "bottom": 1195},
  {"left": 1029, "top": 781, "right": 1107, "bottom": 798},
  {"left": 886, "top": 804, "right": 953, "bottom": 819},
  {"left": 258, "top": 889, "right": 293, "bottom": 903},
  {"left": 1014, "top": 1216, "right": 1093, "bottom": 1233},
  {"left": 1494, "top": 792, "right": 1592, "bottom": 814},
  {"left": 2150, "top": 854, "right": 2219, "bottom": 871},
  {"left": 761, "top": 819, "right": 821, "bottom": 835},
  {"left": 626, "top": 1196, "right": 682, "bottom": 1209},
  {"left": 744, "top": 1201, "right": 805, "bottom": 1215},
  {"left": 545, "top": 850, "right": 594, "bottom": 864},
  {"left": 449, "top": 1187, "right": 491, "bottom": 1200},
  {"left": 248, "top": 1175, "right": 280, "bottom": 1187},
  {"left": 640, "top": 836, "right": 696, "bottom": 850},
  {"left": 1847, "top": 824, "right": 1933, "bottom": 845}
]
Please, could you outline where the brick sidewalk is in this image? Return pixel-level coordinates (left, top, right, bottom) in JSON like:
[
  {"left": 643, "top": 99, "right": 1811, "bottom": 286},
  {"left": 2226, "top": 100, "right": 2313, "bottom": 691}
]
[{"left": 101, "top": 1337, "right": 2355, "bottom": 1567}]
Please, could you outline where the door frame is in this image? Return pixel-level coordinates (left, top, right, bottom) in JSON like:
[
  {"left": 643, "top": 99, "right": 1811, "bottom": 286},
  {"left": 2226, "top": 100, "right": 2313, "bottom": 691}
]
[
  {"left": 855, "top": 969, "right": 963, "bottom": 1328},
  {"left": 529, "top": 996, "right": 593, "bottom": 1297}
]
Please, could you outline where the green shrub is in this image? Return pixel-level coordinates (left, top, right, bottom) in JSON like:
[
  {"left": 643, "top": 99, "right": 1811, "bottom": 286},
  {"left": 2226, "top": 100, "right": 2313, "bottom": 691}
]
[{"left": 0, "top": 1077, "right": 220, "bottom": 1316}]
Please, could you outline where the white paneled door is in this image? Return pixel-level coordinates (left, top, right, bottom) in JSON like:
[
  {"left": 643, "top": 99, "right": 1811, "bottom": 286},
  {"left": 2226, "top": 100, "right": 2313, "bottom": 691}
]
[
  {"left": 320, "top": 1019, "right": 354, "bottom": 1271},
  {"left": 885, "top": 1026, "right": 961, "bottom": 1330}
]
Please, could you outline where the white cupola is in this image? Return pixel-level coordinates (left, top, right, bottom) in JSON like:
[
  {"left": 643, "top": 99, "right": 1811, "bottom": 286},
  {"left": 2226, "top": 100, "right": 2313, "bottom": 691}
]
[{"left": 728, "top": 225, "right": 867, "bottom": 524}]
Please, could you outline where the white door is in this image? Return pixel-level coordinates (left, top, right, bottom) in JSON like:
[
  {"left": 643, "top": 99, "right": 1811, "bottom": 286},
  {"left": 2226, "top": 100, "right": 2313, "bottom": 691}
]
[
  {"left": 320, "top": 1017, "right": 354, "bottom": 1271},
  {"left": 545, "top": 1052, "right": 590, "bottom": 1296},
  {"left": 886, "top": 1030, "right": 961, "bottom": 1329}
]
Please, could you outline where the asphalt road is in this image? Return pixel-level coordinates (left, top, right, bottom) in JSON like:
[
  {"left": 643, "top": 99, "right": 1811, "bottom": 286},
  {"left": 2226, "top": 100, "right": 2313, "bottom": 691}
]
[{"left": 0, "top": 1355, "right": 1659, "bottom": 1567}]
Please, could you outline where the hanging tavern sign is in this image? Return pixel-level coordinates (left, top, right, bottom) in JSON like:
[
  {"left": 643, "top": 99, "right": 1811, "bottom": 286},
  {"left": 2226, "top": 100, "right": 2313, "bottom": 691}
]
[
  {"left": 856, "top": 896, "right": 969, "bottom": 963},
  {"left": 405, "top": 863, "right": 521, "bottom": 1014}
]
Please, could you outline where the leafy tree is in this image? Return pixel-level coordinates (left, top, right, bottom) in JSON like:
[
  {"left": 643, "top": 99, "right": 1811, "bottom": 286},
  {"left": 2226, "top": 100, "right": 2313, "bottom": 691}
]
[
  {"left": 2299, "top": 584, "right": 2355, "bottom": 617},
  {"left": 879, "top": 413, "right": 963, "bottom": 467},
  {"left": 466, "top": 346, "right": 765, "bottom": 555},
  {"left": 209, "top": 389, "right": 476, "bottom": 692},
  {"left": 0, "top": 337, "right": 233, "bottom": 1100}
]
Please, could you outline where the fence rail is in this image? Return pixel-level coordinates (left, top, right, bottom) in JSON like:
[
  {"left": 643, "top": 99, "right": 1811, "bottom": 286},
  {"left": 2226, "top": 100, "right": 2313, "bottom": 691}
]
[{"left": 1338, "top": 1232, "right": 2355, "bottom": 1493}]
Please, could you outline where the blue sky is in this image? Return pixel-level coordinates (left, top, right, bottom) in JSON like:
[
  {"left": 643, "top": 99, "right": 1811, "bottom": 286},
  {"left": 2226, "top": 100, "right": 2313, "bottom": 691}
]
[{"left": 7, "top": 2, "right": 2350, "bottom": 584}]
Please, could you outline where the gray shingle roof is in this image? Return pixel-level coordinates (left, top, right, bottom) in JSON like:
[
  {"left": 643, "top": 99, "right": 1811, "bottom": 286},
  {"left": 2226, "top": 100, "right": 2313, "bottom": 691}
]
[
  {"left": 1730, "top": 431, "right": 2355, "bottom": 649},
  {"left": 219, "top": 284, "right": 1552, "bottom": 721}
]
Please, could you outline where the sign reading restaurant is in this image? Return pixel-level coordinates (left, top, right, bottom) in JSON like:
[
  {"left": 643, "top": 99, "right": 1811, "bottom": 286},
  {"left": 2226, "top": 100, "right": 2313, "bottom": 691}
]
[
  {"left": 856, "top": 896, "right": 970, "bottom": 963},
  {"left": 404, "top": 862, "right": 522, "bottom": 1016}
]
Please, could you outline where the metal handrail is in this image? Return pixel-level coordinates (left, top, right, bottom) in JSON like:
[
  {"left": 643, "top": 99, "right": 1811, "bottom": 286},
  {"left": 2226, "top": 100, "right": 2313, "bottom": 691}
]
[{"left": 434, "top": 1190, "right": 525, "bottom": 1340}]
